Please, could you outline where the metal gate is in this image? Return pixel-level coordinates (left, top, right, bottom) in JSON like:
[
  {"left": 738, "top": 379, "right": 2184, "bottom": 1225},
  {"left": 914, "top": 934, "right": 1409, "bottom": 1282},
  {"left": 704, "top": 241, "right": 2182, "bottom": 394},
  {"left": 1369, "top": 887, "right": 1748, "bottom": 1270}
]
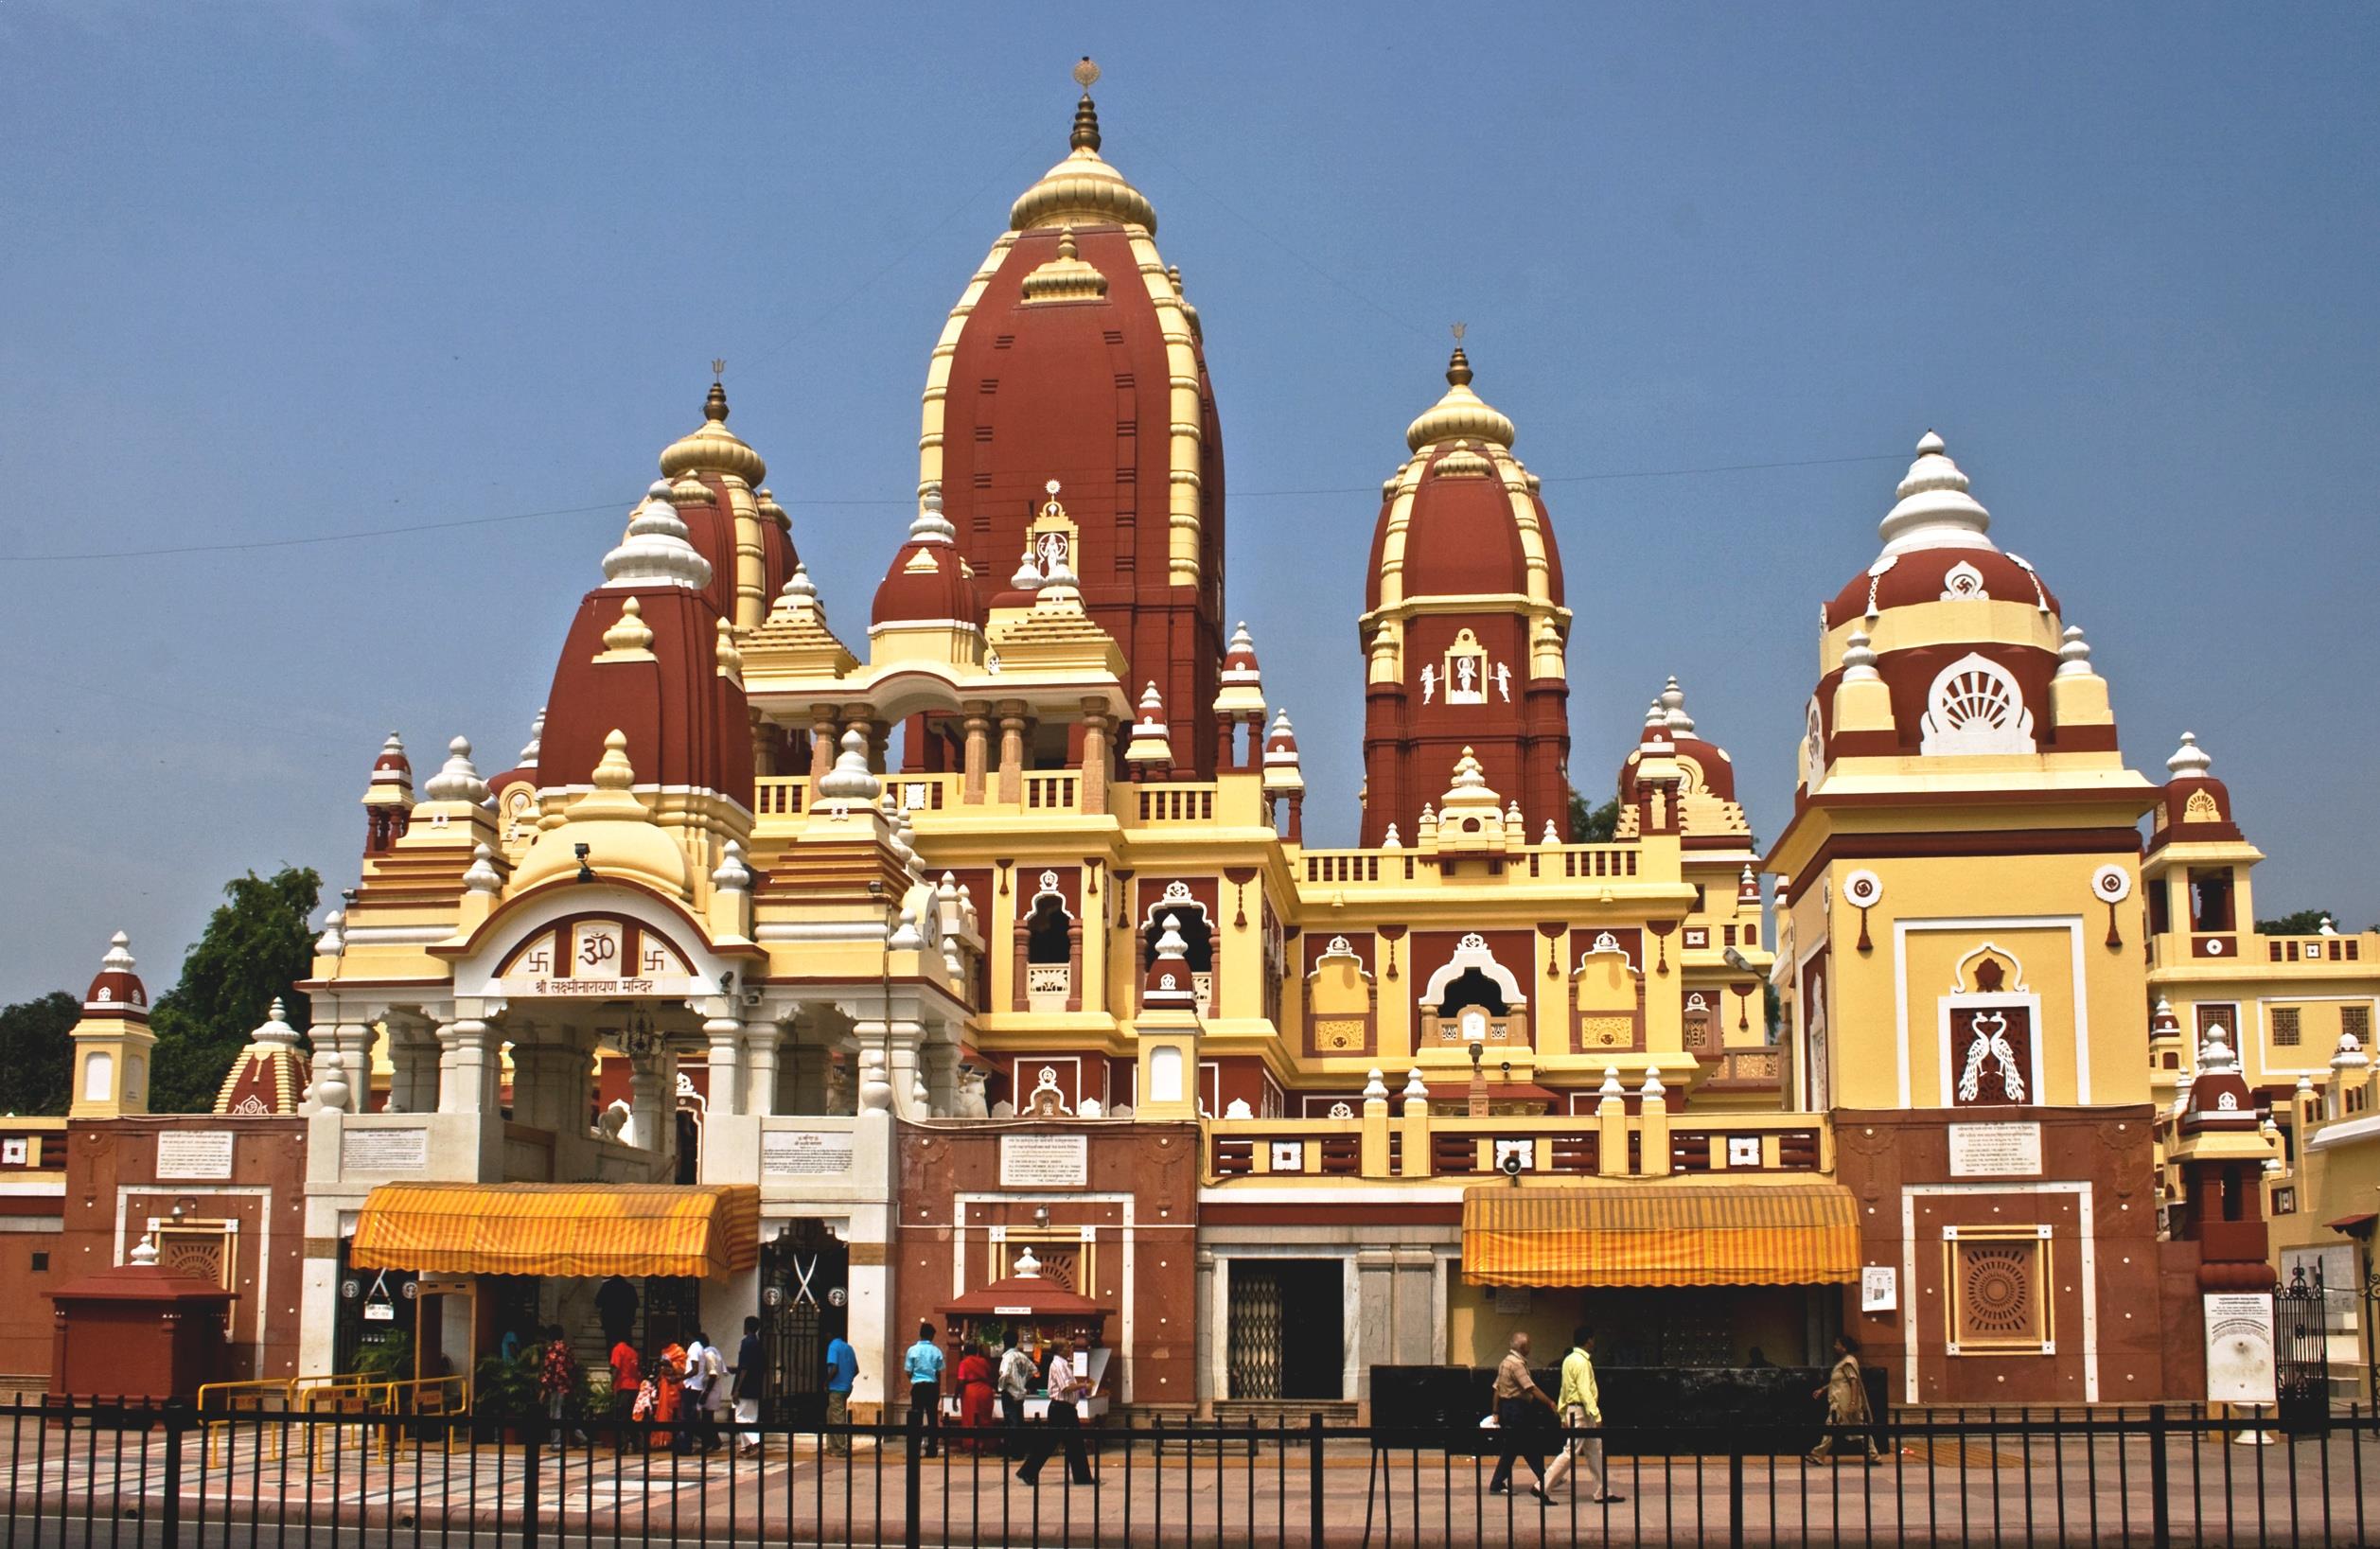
[
  {"left": 760, "top": 1220, "right": 847, "bottom": 1427},
  {"left": 2275, "top": 1261, "right": 2330, "bottom": 1431}
]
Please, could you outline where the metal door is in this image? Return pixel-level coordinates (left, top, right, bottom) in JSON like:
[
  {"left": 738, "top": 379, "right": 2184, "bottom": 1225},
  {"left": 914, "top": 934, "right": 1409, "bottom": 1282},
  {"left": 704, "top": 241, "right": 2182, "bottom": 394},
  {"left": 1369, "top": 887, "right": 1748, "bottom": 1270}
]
[
  {"left": 2274, "top": 1262, "right": 2330, "bottom": 1431},
  {"left": 760, "top": 1220, "right": 847, "bottom": 1426}
]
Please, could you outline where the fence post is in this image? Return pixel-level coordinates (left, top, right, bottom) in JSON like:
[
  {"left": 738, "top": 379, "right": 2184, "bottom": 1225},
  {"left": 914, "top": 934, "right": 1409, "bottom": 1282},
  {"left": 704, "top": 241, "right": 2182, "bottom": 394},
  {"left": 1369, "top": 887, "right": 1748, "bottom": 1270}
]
[
  {"left": 160, "top": 1400, "right": 187, "bottom": 1545},
  {"left": 1728, "top": 1441, "right": 1746, "bottom": 1549},
  {"left": 2147, "top": 1403, "right": 2171, "bottom": 1549},
  {"left": 905, "top": 1418, "right": 924, "bottom": 1549},
  {"left": 1310, "top": 1412, "right": 1327, "bottom": 1546},
  {"left": 520, "top": 1430, "right": 541, "bottom": 1548}
]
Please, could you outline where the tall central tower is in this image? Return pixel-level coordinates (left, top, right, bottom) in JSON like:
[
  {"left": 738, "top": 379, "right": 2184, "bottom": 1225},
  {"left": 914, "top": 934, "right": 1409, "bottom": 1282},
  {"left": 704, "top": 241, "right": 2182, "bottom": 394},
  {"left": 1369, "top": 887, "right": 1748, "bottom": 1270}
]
[{"left": 920, "top": 61, "right": 1227, "bottom": 773}]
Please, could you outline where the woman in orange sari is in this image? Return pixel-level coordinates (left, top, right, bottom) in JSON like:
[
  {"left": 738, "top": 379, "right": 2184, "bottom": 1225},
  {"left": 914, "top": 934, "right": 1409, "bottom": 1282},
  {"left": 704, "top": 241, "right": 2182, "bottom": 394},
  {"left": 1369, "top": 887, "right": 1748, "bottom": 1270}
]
[
  {"left": 955, "top": 1340, "right": 996, "bottom": 1448},
  {"left": 651, "top": 1344, "right": 685, "bottom": 1452}
]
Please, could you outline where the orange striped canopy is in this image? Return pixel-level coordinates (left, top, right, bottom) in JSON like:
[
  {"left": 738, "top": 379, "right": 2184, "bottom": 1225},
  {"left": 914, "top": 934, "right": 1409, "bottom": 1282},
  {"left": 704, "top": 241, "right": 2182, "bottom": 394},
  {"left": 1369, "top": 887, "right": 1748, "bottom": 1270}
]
[
  {"left": 1462, "top": 1183, "right": 1859, "bottom": 1288},
  {"left": 351, "top": 1184, "right": 760, "bottom": 1279}
]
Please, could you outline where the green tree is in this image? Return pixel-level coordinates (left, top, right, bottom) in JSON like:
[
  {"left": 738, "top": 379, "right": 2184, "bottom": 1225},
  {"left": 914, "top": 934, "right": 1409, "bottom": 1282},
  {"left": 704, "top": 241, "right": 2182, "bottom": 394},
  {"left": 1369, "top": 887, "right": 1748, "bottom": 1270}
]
[
  {"left": 1567, "top": 790, "right": 1620, "bottom": 843},
  {"left": 0, "top": 992, "right": 78, "bottom": 1116},
  {"left": 148, "top": 868, "right": 321, "bottom": 1113},
  {"left": 2255, "top": 908, "right": 2334, "bottom": 937}
]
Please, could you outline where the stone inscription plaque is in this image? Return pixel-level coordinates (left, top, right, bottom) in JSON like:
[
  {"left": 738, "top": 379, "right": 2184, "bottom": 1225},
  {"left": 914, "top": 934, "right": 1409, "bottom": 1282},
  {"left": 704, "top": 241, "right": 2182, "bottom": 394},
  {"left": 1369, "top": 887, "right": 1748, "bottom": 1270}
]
[
  {"left": 999, "top": 1133, "right": 1088, "bottom": 1188},
  {"left": 1946, "top": 1120, "right": 2043, "bottom": 1177}
]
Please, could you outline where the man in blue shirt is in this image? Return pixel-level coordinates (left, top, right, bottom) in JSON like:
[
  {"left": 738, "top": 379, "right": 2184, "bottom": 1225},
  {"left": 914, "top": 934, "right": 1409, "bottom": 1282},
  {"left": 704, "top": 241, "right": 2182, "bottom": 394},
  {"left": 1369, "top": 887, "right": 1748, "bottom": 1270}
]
[
  {"left": 822, "top": 1329, "right": 858, "bottom": 1457},
  {"left": 904, "top": 1321, "right": 947, "bottom": 1458}
]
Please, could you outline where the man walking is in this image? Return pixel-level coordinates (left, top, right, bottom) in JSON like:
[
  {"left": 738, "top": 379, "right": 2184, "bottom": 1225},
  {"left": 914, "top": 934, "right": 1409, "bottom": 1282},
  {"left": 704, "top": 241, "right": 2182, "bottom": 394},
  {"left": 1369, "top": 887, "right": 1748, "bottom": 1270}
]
[
  {"left": 732, "top": 1314, "right": 767, "bottom": 1454},
  {"left": 679, "top": 1330, "right": 717, "bottom": 1455},
  {"left": 1485, "top": 1330, "right": 1555, "bottom": 1502},
  {"left": 1541, "top": 1326, "right": 1622, "bottom": 1504},
  {"left": 822, "top": 1326, "right": 858, "bottom": 1456},
  {"left": 608, "top": 1331, "right": 642, "bottom": 1454},
  {"left": 905, "top": 1321, "right": 946, "bottom": 1458},
  {"left": 996, "top": 1333, "right": 1036, "bottom": 1455},
  {"left": 1014, "top": 1334, "right": 1095, "bottom": 1487}
]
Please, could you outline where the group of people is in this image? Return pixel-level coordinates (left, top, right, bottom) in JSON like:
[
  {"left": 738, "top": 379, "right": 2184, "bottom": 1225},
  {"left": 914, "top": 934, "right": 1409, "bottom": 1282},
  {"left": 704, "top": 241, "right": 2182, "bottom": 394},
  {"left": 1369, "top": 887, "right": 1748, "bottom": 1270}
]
[
  {"left": 885, "top": 1321, "right": 1097, "bottom": 1487},
  {"left": 604, "top": 1316, "right": 769, "bottom": 1457},
  {"left": 1484, "top": 1329, "right": 1882, "bottom": 1502}
]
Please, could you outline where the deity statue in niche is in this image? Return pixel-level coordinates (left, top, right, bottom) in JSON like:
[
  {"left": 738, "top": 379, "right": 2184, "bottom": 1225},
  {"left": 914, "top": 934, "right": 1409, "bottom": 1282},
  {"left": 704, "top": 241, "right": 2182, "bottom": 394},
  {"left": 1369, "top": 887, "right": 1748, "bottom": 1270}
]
[
  {"left": 1443, "top": 628, "right": 1489, "bottom": 705},
  {"left": 1034, "top": 529, "right": 1069, "bottom": 576}
]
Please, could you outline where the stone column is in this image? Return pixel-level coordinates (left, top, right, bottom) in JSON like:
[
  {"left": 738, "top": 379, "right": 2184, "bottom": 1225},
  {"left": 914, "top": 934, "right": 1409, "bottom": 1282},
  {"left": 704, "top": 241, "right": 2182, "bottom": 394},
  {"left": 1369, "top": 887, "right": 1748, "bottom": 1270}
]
[
  {"left": 961, "top": 704, "right": 992, "bottom": 805},
  {"left": 996, "top": 702, "right": 1029, "bottom": 804},
  {"left": 627, "top": 1051, "right": 666, "bottom": 1153},
  {"left": 808, "top": 707, "right": 839, "bottom": 783},
  {"left": 1079, "top": 701, "right": 1112, "bottom": 816},
  {"left": 440, "top": 1019, "right": 497, "bottom": 1117},
  {"left": 744, "top": 1021, "right": 783, "bottom": 1118},
  {"left": 922, "top": 1036, "right": 961, "bottom": 1117},
  {"left": 386, "top": 1012, "right": 438, "bottom": 1115},
  {"left": 703, "top": 1016, "right": 745, "bottom": 1118}
]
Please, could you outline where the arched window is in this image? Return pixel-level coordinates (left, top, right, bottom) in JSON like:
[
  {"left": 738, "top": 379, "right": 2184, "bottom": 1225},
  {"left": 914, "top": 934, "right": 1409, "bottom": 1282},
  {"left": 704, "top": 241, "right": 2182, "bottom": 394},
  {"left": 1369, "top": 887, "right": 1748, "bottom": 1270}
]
[
  {"left": 1437, "top": 967, "right": 1507, "bottom": 1017},
  {"left": 1025, "top": 893, "right": 1073, "bottom": 964}
]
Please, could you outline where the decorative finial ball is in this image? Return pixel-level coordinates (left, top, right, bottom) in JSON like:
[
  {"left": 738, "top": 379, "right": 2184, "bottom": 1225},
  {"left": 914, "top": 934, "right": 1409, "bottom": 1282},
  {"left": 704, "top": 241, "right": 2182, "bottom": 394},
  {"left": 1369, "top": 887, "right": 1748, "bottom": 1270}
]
[
  {"left": 1046, "top": 478, "right": 1062, "bottom": 497},
  {"left": 1073, "top": 57, "right": 1101, "bottom": 90}
]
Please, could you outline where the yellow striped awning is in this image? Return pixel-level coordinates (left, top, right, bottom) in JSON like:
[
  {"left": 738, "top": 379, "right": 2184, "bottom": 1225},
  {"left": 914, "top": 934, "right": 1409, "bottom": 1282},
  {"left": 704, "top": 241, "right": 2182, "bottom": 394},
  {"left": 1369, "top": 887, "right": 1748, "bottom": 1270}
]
[
  {"left": 1462, "top": 1183, "right": 1859, "bottom": 1288},
  {"left": 351, "top": 1184, "right": 760, "bottom": 1279}
]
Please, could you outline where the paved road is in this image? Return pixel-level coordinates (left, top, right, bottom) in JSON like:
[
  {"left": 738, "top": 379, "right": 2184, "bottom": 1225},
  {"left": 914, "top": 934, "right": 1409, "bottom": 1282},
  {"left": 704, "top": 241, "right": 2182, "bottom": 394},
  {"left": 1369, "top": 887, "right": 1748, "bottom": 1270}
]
[{"left": 3, "top": 1426, "right": 2373, "bottom": 1545}]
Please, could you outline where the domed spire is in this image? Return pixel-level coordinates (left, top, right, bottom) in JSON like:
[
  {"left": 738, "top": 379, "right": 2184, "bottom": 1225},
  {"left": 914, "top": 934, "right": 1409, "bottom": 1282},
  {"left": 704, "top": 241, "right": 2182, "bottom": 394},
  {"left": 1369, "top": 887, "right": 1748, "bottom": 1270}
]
[
  {"left": 362, "top": 730, "right": 414, "bottom": 805},
  {"left": 659, "top": 369, "right": 767, "bottom": 484},
  {"left": 1661, "top": 676, "right": 1695, "bottom": 735},
  {"left": 2167, "top": 731, "right": 2213, "bottom": 777},
  {"left": 1010, "top": 57, "right": 1157, "bottom": 233},
  {"left": 2055, "top": 625, "right": 2093, "bottom": 678},
  {"left": 908, "top": 483, "right": 956, "bottom": 544},
  {"left": 1878, "top": 430, "right": 1993, "bottom": 555},
  {"left": 1261, "top": 708, "right": 1304, "bottom": 795},
  {"left": 82, "top": 930, "right": 149, "bottom": 1017},
  {"left": 1008, "top": 544, "right": 1045, "bottom": 593},
  {"left": 1124, "top": 682, "right": 1173, "bottom": 767},
  {"left": 1143, "top": 913, "right": 1197, "bottom": 1010},
  {"left": 1019, "top": 224, "right": 1110, "bottom": 303},
  {"left": 815, "top": 728, "right": 883, "bottom": 804},
  {"left": 604, "top": 480, "right": 715, "bottom": 590},
  {"left": 423, "top": 737, "right": 488, "bottom": 805},
  {"left": 516, "top": 709, "right": 545, "bottom": 771},
  {"left": 1405, "top": 334, "right": 1518, "bottom": 452}
]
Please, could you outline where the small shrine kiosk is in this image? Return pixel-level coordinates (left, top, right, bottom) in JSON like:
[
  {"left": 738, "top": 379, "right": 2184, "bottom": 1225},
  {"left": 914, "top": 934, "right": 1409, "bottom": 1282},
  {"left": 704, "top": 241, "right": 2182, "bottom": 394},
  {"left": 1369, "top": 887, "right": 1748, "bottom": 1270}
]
[{"left": 937, "top": 1248, "right": 1115, "bottom": 1419}]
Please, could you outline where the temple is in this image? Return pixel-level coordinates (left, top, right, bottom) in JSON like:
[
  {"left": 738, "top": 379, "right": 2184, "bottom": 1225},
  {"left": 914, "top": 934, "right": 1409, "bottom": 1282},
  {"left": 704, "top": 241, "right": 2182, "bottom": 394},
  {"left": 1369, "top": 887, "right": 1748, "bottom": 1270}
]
[{"left": 4, "top": 62, "right": 2372, "bottom": 1423}]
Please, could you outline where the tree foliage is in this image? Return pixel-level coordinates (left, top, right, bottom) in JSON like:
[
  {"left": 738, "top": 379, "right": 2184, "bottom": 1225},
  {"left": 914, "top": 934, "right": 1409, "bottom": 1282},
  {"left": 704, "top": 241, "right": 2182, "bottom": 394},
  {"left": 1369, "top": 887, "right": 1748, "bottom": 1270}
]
[
  {"left": 2255, "top": 908, "right": 2334, "bottom": 937},
  {"left": 1567, "top": 791, "right": 1620, "bottom": 843},
  {"left": 0, "top": 992, "right": 78, "bottom": 1116},
  {"left": 148, "top": 868, "right": 321, "bottom": 1113}
]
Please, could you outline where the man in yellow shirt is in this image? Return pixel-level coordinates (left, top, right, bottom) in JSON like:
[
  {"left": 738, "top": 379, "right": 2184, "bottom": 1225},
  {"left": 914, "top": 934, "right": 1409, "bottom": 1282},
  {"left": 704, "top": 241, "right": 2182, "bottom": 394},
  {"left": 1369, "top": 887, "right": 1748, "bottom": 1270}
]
[{"left": 1541, "top": 1326, "right": 1622, "bottom": 1504}]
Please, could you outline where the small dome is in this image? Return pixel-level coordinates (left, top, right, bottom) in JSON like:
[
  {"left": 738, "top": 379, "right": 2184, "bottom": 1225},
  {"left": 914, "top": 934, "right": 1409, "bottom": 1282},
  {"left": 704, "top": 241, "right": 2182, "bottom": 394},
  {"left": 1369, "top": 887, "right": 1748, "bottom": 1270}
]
[
  {"left": 658, "top": 378, "right": 767, "bottom": 486},
  {"left": 1009, "top": 70, "right": 1159, "bottom": 234},
  {"left": 83, "top": 930, "right": 149, "bottom": 1018},
  {"left": 1618, "top": 678, "right": 1737, "bottom": 803},
  {"left": 1878, "top": 430, "right": 1990, "bottom": 554},
  {"left": 871, "top": 484, "right": 984, "bottom": 628},
  {"left": 1404, "top": 347, "right": 1516, "bottom": 453}
]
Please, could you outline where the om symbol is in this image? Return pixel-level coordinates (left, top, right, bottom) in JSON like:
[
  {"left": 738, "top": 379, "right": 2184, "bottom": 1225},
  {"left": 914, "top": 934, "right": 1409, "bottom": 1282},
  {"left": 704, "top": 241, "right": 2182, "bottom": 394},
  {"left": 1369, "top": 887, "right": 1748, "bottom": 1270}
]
[{"left": 580, "top": 933, "right": 619, "bottom": 968}]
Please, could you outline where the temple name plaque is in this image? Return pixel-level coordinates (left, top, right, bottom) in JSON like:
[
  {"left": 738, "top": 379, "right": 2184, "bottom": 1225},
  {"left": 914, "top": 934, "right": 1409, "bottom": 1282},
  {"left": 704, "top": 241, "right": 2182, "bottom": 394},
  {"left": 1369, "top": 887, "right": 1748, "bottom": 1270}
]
[
  {"left": 1000, "top": 1134, "right": 1088, "bottom": 1188},
  {"left": 154, "top": 1131, "right": 236, "bottom": 1181},
  {"left": 762, "top": 1130, "right": 855, "bottom": 1178},
  {"left": 1947, "top": 1121, "right": 2043, "bottom": 1177},
  {"left": 341, "top": 1127, "right": 430, "bottom": 1173}
]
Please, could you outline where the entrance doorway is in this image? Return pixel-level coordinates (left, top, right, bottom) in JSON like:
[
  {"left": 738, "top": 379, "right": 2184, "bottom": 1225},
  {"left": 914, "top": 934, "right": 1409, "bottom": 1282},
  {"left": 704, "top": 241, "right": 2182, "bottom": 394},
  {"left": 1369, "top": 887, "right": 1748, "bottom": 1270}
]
[
  {"left": 1227, "top": 1259, "right": 1345, "bottom": 1400},
  {"left": 760, "top": 1221, "right": 849, "bottom": 1426}
]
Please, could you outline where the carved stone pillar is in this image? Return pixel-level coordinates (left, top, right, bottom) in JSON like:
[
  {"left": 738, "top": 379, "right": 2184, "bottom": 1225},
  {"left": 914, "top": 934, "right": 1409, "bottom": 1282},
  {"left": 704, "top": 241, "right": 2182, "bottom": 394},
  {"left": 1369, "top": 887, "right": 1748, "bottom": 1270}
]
[
  {"left": 961, "top": 704, "right": 993, "bottom": 805},
  {"left": 996, "top": 702, "right": 1030, "bottom": 805},
  {"left": 1079, "top": 701, "right": 1111, "bottom": 816},
  {"left": 628, "top": 1052, "right": 666, "bottom": 1153},
  {"left": 808, "top": 706, "right": 839, "bottom": 783},
  {"left": 744, "top": 1021, "right": 782, "bottom": 1118},
  {"left": 439, "top": 1019, "right": 496, "bottom": 1117},
  {"left": 703, "top": 1016, "right": 744, "bottom": 1118}
]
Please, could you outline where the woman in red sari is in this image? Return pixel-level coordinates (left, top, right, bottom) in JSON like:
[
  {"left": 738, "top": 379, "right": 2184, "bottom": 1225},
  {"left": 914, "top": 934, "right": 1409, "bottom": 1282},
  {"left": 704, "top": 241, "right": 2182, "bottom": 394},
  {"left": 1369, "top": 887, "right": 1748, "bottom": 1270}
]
[
  {"left": 955, "top": 1340, "right": 996, "bottom": 1448},
  {"left": 650, "top": 1344, "right": 685, "bottom": 1451}
]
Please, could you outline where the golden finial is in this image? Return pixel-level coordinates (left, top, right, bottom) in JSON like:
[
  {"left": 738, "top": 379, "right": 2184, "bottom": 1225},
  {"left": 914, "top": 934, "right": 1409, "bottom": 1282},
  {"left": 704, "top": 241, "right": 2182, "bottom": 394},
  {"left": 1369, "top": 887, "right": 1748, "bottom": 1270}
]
[
  {"left": 1446, "top": 327, "right": 1474, "bottom": 388},
  {"left": 1070, "top": 57, "right": 1102, "bottom": 151},
  {"left": 704, "top": 360, "right": 729, "bottom": 423}
]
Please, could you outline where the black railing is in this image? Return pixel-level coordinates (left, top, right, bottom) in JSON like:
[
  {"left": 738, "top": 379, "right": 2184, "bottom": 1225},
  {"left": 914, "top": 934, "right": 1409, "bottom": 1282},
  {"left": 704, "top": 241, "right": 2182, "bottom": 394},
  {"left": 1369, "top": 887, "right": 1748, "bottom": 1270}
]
[{"left": 2, "top": 1397, "right": 2374, "bottom": 1546}]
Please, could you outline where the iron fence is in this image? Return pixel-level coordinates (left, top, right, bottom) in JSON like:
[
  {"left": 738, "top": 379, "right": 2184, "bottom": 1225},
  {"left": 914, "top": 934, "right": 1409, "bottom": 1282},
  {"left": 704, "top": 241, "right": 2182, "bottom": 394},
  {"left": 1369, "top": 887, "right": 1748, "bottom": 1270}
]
[{"left": 1, "top": 1397, "right": 2373, "bottom": 1547}]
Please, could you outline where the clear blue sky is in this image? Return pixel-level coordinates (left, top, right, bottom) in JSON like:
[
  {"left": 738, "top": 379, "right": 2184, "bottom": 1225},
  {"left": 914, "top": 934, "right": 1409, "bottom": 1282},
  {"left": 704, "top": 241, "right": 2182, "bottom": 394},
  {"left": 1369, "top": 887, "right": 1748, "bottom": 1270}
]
[{"left": 4, "top": 3, "right": 2374, "bottom": 1002}]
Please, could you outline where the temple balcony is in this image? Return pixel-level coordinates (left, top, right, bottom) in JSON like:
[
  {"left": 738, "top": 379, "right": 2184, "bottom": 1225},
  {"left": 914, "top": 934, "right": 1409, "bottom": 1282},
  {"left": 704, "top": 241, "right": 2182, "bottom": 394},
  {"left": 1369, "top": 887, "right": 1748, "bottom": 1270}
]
[{"left": 1201, "top": 1106, "right": 1830, "bottom": 1185}]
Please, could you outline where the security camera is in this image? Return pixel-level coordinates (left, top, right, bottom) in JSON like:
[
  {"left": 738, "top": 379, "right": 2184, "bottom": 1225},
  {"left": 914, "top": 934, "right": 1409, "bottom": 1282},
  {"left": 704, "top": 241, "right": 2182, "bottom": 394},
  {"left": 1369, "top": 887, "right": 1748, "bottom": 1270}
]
[{"left": 1722, "top": 946, "right": 1754, "bottom": 974}]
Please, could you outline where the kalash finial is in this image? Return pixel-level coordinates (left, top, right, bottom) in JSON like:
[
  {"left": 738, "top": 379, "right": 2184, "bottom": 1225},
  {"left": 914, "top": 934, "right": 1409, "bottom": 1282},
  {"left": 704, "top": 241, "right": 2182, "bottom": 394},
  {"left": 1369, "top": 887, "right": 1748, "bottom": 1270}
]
[
  {"left": 1070, "top": 57, "right": 1102, "bottom": 151},
  {"left": 704, "top": 359, "right": 729, "bottom": 423},
  {"left": 1447, "top": 322, "right": 1473, "bottom": 387}
]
